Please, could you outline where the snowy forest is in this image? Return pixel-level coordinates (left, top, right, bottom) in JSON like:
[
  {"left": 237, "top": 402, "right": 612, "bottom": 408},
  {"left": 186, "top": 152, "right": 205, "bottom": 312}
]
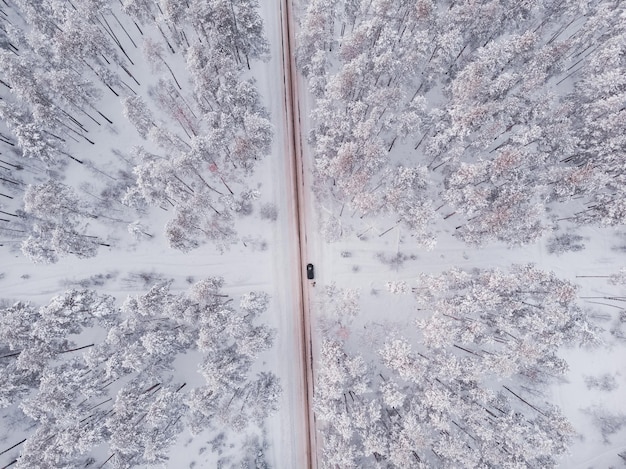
[
  {"left": 0, "top": 0, "right": 273, "bottom": 261},
  {"left": 297, "top": 0, "right": 626, "bottom": 467},
  {"left": 0, "top": 0, "right": 625, "bottom": 467},
  {"left": 1, "top": 0, "right": 281, "bottom": 467}
]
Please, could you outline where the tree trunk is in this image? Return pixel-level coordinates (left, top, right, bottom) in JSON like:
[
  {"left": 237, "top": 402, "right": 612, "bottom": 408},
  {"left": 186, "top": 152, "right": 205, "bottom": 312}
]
[
  {"left": 502, "top": 385, "right": 546, "bottom": 416},
  {"left": 97, "top": 454, "right": 115, "bottom": 469},
  {"left": 0, "top": 440, "right": 26, "bottom": 457}
]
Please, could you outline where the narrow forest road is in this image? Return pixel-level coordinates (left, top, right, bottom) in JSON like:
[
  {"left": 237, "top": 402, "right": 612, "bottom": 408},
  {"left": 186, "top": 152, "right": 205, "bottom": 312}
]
[{"left": 278, "top": 0, "right": 318, "bottom": 468}]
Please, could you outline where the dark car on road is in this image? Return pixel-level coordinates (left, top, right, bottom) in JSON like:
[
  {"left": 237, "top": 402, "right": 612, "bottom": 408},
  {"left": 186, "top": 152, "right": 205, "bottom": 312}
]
[{"left": 306, "top": 263, "right": 314, "bottom": 280}]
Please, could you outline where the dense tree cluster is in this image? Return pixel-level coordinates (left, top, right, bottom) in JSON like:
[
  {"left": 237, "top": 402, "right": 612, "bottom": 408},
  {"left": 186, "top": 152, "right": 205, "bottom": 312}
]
[
  {"left": 1, "top": 0, "right": 119, "bottom": 165},
  {"left": 299, "top": 0, "right": 626, "bottom": 246},
  {"left": 315, "top": 265, "right": 597, "bottom": 467},
  {"left": 119, "top": 0, "right": 273, "bottom": 252},
  {"left": 18, "top": 180, "right": 112, "bottom": 263},
  {"left": 0, "top": 279, "right": 279, "bottom": 468},
  {"left": 0, "top": 0, "right": 272, "bottom": 260}
]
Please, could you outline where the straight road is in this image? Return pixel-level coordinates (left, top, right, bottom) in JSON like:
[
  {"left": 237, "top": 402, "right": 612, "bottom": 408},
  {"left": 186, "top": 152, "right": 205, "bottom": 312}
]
[{"left": 278, "top": 0, "right": 318, "bottom": 468}]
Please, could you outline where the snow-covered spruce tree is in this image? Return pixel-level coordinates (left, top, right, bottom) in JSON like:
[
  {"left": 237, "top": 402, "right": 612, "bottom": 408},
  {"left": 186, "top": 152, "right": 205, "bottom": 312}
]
[
  {"left": 122, "top": 95, "right": 155, "bottom": 140},
  {"left": 315, "top": 265, "right": 597, "bottom": 468},
  {"left": 0, "top": 280, "right": 279, "bottom": 468},
  {"left": 0, "top": 100, "right": 65, "bottom": 166},
  {"left": 443, "top": 154, "right": 548, "bottom": 246}
]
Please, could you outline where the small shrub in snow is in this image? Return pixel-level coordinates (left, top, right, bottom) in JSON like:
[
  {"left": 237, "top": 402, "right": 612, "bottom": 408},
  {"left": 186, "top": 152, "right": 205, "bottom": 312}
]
[
  {"left": 237, "top": 434, "right": 271, "bottom": 469},
  {"left": 583, "top": 406, "right": 626, "bottom": 444},
  {"left": 320, "top": 214, "right": 345, "bottom": 242},
  {"left": 128, "top": 221, "right": 153, "bottom": 240},
  {"left": 242, "top": 236, "right": 268, "bottom": 251},
  {"left": 321, "top": 283, "right": 361, "bottom": 323},
  {"left": 62, "top": 272, "right": 117, "bottom": 288},
  {"left": 610, "top": 325, "right": 626, "bottom": 341},
  {"left": 584, "top": 374, "right": 619, "bottom": 392},
  {"left": 121, "top": 270, "right": 167, "bottom": 289},
  {"left": 375, "top": 252, "right": 407, "bottom": 270},
  {"left": 609, "top": 268, "right": 626, "bottom": 286},
  {"left": 209, "top": 433, "right": 226, "bottom": 454},
  {"left": 547, "top": 233, "right": 585, "bottom": 255},
  {"left": 259, "top": 203, "right": 278, "bottom": 221}
]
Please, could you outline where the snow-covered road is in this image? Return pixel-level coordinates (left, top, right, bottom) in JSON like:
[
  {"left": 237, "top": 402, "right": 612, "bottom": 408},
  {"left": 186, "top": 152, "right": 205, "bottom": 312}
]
[{"left": 256, "top": 0, "right": 316, "bottom": 467}]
